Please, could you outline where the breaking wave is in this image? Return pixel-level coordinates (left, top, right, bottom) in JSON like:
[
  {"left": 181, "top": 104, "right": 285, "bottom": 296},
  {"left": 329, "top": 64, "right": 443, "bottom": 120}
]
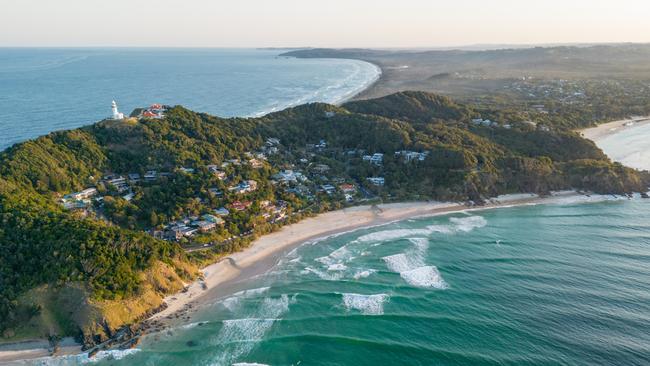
[
  {"left": 382, "top": 238, "right": 448, "bottom": 289},
  {"left": 341, "top": 293, "right": 389, "bottom": 315},
  {"left": 220, "top": 287, "right": 271, "bottom": 313},
  {"left": 400, "top": 266, "right": 448, "bottom": 289},
  {"left": 449, "top": 216, "right": 487, "bottom": 232},
  {"left": 355, "top": 216, "right": 486, "bottom": 243}
]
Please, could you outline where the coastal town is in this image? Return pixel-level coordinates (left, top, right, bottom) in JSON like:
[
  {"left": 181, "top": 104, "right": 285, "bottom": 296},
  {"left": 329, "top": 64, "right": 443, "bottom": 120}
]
[{"left": 58, "top": 102, "right": 434, "bottom": 252}]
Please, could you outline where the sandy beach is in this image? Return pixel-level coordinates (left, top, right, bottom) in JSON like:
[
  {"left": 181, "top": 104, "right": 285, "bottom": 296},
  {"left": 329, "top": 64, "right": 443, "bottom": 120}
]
[
  {"left": 150, "top": 192, "right": 576, "bottom": 323},
  {"left": 581, "top": 116, "right": 650, "bottom": 141}
]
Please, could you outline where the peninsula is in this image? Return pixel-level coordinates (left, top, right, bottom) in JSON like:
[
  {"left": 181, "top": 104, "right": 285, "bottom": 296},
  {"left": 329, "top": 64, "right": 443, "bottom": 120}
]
[{"left": 1, "top": 91, "right": 648, "bottom": 358}]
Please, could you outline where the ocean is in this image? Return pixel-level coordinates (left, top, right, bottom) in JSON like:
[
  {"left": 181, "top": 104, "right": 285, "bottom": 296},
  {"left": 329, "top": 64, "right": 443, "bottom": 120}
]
[
  {"left": 0, "top": 48, "right": 380, "bottom": 150},
  {"left": 47, "top": 196, "right": 650, "bottom": 366}
]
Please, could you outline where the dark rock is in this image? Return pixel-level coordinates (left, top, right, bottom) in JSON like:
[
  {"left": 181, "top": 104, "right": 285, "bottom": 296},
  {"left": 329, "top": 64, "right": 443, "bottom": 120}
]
[{"left": 186, "top": 340, "right": 198, "bottom": 347}]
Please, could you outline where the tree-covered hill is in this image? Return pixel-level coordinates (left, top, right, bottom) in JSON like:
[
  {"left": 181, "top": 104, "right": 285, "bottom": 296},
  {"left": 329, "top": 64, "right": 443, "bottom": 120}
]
[{"left": 0, "top": 91, "right": 647, "bottom": 343}]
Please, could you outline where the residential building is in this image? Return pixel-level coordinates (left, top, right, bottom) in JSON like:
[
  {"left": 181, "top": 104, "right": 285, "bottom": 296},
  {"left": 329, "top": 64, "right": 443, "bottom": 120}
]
[{"left": 367, "top": 177, "right": 385, "bottom": 186}]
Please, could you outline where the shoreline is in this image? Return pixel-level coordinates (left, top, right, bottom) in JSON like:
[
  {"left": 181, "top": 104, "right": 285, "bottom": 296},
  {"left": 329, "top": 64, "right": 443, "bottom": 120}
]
[
  {"left": 149, "top": 191, "right": 580, "bottom": 324},
  {"left": 580, "top": 116, "right": 650, "bottom": 142},
  {"left": 0, "top": 190, "right": 617, "bottom": 363}
]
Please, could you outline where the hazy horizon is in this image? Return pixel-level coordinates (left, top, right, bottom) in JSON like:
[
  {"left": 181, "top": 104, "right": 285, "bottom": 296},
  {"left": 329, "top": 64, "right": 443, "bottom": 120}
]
[{"left": 1, "top": 0, "right": 649, "bottom": 48}]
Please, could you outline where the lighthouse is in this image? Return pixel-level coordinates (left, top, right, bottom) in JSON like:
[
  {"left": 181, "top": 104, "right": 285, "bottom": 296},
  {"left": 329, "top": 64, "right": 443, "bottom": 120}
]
[{"left": 111, "top": 100, "right": 125, "bottom": 120}]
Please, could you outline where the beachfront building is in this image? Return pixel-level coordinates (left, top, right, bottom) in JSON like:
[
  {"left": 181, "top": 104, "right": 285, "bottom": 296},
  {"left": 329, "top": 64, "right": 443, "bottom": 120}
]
[
  {"left": 367, "top": 177, "right": 385, "bottom": 186},
  {"left": 111, "top": 101, "right": 125, "bottom": 120}
]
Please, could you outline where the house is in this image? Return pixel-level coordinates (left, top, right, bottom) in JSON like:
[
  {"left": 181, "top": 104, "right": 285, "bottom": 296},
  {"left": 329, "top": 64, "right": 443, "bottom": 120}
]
[
  {"left": 142, "top": 110, "right": 158, "bottom": 118},
  {"left": 144, "top": 170, "right": 158, "bottom": 182},
  {"left": 202, "top": 214, "right": 225, "bottom": 225},
  {"left": 248, "top": 159, "right": 264, "bottom": 169},
  {"left": 214, "top": 207, "right": 230, "bottom": 216},
  {"left": 207, "top": 166, "right": 227, "bottom": 180},
  {"left": 313, "top": 164, "right": 330, "bottom": 173},
  {"left": 128, "top": 173, "right": 141, "bottom": 183},
  {"left": 208, "top": 188, "right": 223, "bottom": 196},
  {"left": 122, "top": 192, "right": 134, "bottom": 202},
  {"left": 180, "top": 167, "right": 195, "bottom": 174},
  {"left": 266, "top": 137, "right": 280, "bottom": 146},
  {"left": 370, "top": 153, "right": 384, "bottom": 165},
  {"left": 164, "top": 227, "right": 184, "bottom": 241},
  {"left": 196, "top": 220, "right": 217, "bottom": 233},
  {"left": 231, "top": 201, "right": 252, "bottom": 211},
  {"left": 229, "top": 180, "right": 258, "bottom": 194},
  {"left": 345, "top": 194, "right": 354, "bottom": 202},
  {"left": 274, "top": 170, "right": 305, "bottom": 183},
  {"left": 362, "top": 155, "right": 372, "bottom": 162},
  {"left": 62, "top": 200, "right": 89, "bottom": 210},
  {"left": 67, "top": 188, "right": 98, "bottom": 201},
  {"left": 321, "top": 184, "right": 336, "bottom": 195},
  {"left": 339, "top": 183, "right": 356, "bottom": 193},
  {"left": 180, "top": 226, "right": 198, "bottom": 237},
  {"left": 367, "top": 177, "right": 385, "bottom": 186},
  {"left": 395, "top": 150, "right": 428, "bottom": 163}
]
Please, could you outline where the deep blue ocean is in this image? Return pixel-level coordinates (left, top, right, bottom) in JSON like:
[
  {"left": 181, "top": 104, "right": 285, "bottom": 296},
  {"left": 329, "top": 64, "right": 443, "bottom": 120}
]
[{"left": 0, "top": 48, "right": 380, "bottom": 150}]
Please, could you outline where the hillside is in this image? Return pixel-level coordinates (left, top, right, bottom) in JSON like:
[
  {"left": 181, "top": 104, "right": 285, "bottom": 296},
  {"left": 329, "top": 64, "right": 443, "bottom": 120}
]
[{"left": 1, "top": 91, "right": 648, "bottom": 345}]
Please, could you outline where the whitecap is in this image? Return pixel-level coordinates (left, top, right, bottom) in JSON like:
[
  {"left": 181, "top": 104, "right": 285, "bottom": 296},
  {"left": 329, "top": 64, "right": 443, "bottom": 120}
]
[
  {"left": 211, "top": 294, "right": 294, "bottom": 365},
  {"left": 352, "top": 269, "right": 377, "bottom": 279},
  {"left": 382, "top": 253, "right": 425, "bottom": 273},
  {"left": 450, "top": 216, "right": 487, "bottom": 232},
  {"left": 341, "top": 293, "right": 389, "bottom": 315},
  {"left": 220, "top": 287, "right": 271, "bottom": 312},
  {"left": 327, "top": 263, "right": 348, "bottom": 271},
  {"left": 301, "top": 266, "right": 344, "bottom": 281},
  {"left": 211, "top": 318, "right": 277, "bottom": 365},
  {"left": 400, "top": 266, "right": 448, "bottom": 289}
]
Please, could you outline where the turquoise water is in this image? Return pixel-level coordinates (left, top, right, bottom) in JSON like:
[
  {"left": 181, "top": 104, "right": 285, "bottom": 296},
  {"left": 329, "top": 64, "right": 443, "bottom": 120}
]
[
  {"left": 0, "top": 48, "right": 379, "bottom": 150},
  {"left": 71, "top": 196, "right": 650, "bottom": 366}
]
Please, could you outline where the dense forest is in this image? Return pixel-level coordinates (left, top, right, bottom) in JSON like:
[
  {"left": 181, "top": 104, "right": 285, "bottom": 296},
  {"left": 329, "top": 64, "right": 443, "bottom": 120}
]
[{"left": 1, "top": 91, "right": 648, "bottom": 342}]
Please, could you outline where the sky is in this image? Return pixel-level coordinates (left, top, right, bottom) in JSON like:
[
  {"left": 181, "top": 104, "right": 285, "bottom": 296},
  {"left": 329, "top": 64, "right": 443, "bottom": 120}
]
[{"left": 1, "top": 0, "right": 649, "bottom": 48}]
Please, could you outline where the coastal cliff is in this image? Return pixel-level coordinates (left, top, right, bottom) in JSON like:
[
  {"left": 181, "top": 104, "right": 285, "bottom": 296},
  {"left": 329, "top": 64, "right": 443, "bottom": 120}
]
[{"left": 1, "top": 91, "right": 648, "bottom": 347}]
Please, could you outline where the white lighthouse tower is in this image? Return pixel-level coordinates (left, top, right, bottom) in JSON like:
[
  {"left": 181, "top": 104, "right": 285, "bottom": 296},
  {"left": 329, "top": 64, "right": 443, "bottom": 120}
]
[{"left": 111, "top": 100, "right": 125, "bottom": 120}]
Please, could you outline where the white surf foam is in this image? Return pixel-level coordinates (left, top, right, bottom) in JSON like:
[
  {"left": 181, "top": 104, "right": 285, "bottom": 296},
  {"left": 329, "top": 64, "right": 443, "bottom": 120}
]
[
  {"left": 353, "top": 269, "right": 377, "bottom": 279},
  {"left": 400, "top": 266, "right": 448, "bottom": 289},
  {"left": 382, "top": 253, "right": 425, "bottom": 273},
  {"left": 354, "top": 216, "right": 483, "bottom": 244},
  {"left": 341, "top": 293, "right": 389, "bottom": 315},
  {"left": 356, "top": 228, "right": 433, "bottom": 243},
  {"left": 301, "top": 266, "right": 344, "bottom": 281},
  {"left": 211, "top": 318, "right": 277, "bottom": 365},
  {"left": 211, "top": 294, "right": 294, "bottom": 365},
  {"left": 327, "top": 263, "right": 348, "bottom": 271},
  {"left": 450, "top": 216, "right": 487, "bottom": 232},
  {"left": 39, "top": 349, "right": 142, "bottom": 365},
  {"left": 220, "top": 287, "right": 271, "bottom": 312}
]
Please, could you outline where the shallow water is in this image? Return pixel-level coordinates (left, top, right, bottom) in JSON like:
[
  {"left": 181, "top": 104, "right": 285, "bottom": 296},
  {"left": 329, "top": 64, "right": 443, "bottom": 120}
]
[
  {"left": 595, "top": 122, "right": 650, "bottom": 170},
  {"left": 0, "top": 48, "right": 380, "bottom": 150},
  {"left": 73, "top": 197, "right": 650, "bottom": 366}
]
